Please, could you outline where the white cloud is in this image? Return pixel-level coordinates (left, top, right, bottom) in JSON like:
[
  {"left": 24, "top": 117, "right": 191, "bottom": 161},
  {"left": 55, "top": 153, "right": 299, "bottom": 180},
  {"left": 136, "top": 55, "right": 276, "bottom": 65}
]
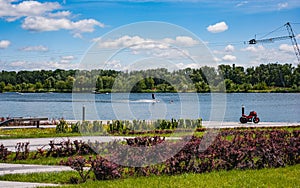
[
  {"left": 212, "top": 50, "right": 222, "bottom": 55},
  {"left": 213, "top": 57, "right": 222, "bottom": 63},
  {"left": 0, "top": 40, "right": 11, "bottom": 49},
  {"left": 105, "top": 60, "right": 122, "bottom": 69},
  {"left": 98, "top": 35, "right": 199, "bottom": 49},
  {"left": 61, "top": 56, "right": 75, "bottom": 60},
  {"left": 163, "top": 36, "right": 199, "bottom": 47},
  {"left": 10, "top": 61, "right": 26, "bottom": 67},
  {"left": 240, "top": 44, "right": 298, "bottom": 67},
  {"left": 278, "top": 2, "right": 288, "bottom": 10},
  {"left": 60, "top": 55, "right": 75, "bottom": 64},
  {"left": 0, "top": 0, "right": 104, "bottom": 37},
  {"left": 7, "top": 60, "right": 79, "bottom": 70},
  {"left": 207, "top": 21, "right": 228, "bottom": 33},
  {"left": 102, "top": 35, "right": 198, "bottom": 60},
  {"left": 232, "top": 0, "right": 298, "bottom": 13},
  {"left": 236, "top": 1, "right": 248, "bottom": 7},
  {"left": 222, "top": 54, "right": 237, "bottom": 62},
  {"left": 279, "top": 43, "right": 294, "bottom": 53},
  {"left": 0, "top": 0, "right": 60, "bottom": 21},
  {"left": 225, "top": 44, "right": 235, "bottom": 52},
  {"left": 241, "top": 45, "right": 265, "bottom": 53},
  {"left": 175, "top": 63, "right": 201, "bottom": 69},
  {"left": 98, "top": 35, "right": 150, "bottom": 48},
  {"left": 48, "top": 11, "right": 71, "bottom": 18},
  {"left": 22, "top": 16, "right": 104, "bottom": 35},
  {"left": 296, "top": 34, "right": 300, "bottom": 39},
  {"left": 96, "top": 35, "right": 199, "bottom": 64},
  {"left": 20, "top": 45, "right": 48, "bottom": 52}
]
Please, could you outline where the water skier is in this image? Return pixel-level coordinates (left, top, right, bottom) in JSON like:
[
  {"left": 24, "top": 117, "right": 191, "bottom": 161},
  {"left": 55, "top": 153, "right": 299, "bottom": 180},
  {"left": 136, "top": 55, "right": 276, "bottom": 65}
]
[{"left": 152, "top": 93, "right": 155, "bottom": 100}]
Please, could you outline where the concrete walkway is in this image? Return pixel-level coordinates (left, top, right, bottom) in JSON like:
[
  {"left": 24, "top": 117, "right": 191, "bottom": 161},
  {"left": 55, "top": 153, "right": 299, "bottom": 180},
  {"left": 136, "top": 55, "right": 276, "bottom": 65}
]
[
  {"left": 202, "top": 121, "right": 299, "bottom": 128},
  {"left": 0, "top": 122, "right": 299, "bottom": 151},
  {"left": 0, "top": 125, "right": 56, "bottom": 130},
  {"left": 0, "top": 136, "right": 131, "bottom": 152},
  {"left": 0, "top": 180, "right": 59, "bottom": 187},
  {"left": 0, "top": 163, "right": 73, "bottom": 187},
  {"left": 0, "top": 163, "right": 72, "bottom": 176}
]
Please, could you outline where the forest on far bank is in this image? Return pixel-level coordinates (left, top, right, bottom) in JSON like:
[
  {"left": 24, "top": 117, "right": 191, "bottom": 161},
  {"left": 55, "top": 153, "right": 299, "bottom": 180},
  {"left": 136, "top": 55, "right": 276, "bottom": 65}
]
[{"left": 0, "top": 63, "right": 300, "bottom": 93}]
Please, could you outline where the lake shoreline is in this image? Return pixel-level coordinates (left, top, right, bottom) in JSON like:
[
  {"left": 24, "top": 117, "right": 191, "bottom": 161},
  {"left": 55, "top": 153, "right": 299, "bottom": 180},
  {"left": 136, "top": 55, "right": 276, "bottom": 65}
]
[{"left": 1, "top": 90, "right": 300, "bottom": 94}]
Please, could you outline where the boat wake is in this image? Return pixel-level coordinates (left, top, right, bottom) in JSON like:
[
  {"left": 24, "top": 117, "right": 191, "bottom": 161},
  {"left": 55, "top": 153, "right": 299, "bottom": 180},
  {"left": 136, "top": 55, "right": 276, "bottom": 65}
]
[{"left": 131, "top": 99, "right": 159, "bottom": 103}]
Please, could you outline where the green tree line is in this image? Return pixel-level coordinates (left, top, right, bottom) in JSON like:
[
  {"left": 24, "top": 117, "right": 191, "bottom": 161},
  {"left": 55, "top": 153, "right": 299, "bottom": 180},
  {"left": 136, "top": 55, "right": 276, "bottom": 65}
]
[{"left": 0, "top": 63, "right": 300, "bottom": 93}]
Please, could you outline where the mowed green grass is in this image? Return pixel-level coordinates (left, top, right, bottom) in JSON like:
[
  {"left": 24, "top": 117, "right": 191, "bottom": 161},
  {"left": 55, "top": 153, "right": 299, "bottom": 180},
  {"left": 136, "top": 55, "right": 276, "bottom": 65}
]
[
  {"left": 0, "top": 128, "right": 82, "bottom": 139},
  {"left": 70, "top": 165, "right": 300, "bottom": 188},
  {"left": 0, "top": 164, "right": 299, "bottom": 188},
  {"left": 0, "top": 127, "right": 174, "bottom": 139},
  {"left": 0, "top": 126, "right": 299, "bottom": 139}
]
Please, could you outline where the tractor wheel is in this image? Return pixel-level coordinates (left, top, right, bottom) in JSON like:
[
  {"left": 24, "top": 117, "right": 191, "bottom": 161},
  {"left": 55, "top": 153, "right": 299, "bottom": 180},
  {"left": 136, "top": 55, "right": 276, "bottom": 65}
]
[
  {"left": 253, "top": 117, "right": 260, "bottom": 124},
  {"left": 240, "top": 117, "right": 247, "bottom": 124}
]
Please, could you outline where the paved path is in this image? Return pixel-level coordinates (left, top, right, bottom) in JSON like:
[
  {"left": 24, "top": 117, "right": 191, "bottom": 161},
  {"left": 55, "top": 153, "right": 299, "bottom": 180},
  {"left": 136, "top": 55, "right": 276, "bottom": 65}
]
[
  {"left": 0, "top": 121, "right": 299, "bottom": 151},
  {"left": 1, "top": 121, "right": 298, "bottom": 130},
  {"left": 0, "top": 180, "right": 59, "bottom": 187},
  {"left": 202, "top": 121, "right": 299, "bottom": 128},
  {"left": 0, "top": 163, "right": 72, "bottom": 187},
  {"left": 0, "top": 163, "right": 72, "bottom": 176},
  {"left": 0, "top": 136, "right": 131, "bottom": 152},
  {"left": 0, "top": 125, "right": 56, "bottom": 130}
]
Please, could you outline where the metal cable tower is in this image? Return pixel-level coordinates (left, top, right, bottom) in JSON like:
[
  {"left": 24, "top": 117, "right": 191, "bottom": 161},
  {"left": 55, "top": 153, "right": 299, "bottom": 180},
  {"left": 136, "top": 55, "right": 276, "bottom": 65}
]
[{"left": 248, "top": 22, "right": 300, "bottom": 63}]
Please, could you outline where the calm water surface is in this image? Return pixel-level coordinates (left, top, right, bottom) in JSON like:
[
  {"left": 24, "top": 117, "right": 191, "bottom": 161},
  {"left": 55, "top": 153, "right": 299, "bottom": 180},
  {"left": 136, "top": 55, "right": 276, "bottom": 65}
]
[{"left": 0, "top": 92, "right": 299, "bottom": 122}]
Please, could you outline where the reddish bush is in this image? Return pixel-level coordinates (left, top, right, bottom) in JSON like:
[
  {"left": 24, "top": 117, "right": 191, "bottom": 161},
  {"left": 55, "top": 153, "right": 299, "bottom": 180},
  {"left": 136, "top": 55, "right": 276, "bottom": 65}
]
[
  {"left": 59, "top": 128, "right": 300, "bottom": 182},
  {"left": 90, "top": 156, "right": 122, "bottom": 180},
  {"left": 0, "top": 144, "right": 11, "bottom": 161},
  {"left": 46, "top": 139, "right": 95, "bottom": 157},
  {"left": 14, "top": 142, "right": 30, "bottom": 160}
]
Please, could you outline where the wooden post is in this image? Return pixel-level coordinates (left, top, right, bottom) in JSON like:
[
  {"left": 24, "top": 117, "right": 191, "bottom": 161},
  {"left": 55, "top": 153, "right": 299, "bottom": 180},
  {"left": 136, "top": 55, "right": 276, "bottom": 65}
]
[{"left": 82, "top": 105, "right": 85, "bottom": 121}]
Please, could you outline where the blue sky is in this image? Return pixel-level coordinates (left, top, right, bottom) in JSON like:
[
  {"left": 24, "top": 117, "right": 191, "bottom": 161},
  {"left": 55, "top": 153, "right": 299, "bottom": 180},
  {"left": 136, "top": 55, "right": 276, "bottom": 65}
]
[{"left": 0, "top": 0, "right": 299, "bottom": 71}]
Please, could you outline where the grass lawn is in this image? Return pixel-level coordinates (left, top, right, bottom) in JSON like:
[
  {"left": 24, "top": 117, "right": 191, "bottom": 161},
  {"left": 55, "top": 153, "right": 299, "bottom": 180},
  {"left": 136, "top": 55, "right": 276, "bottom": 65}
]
[
  {"left": 6, "top": 154, "right": 73, "bottom": 165},
  {"left": 0, "top": 126, "right": 299, "bottom": 139},
  {"left": 4, "top": 128, "right": 181, "bottom": 139},
  {"left": 0, "top": 164, "right": 299, "bottom": 187},
  {"left": 0, "top": 128, "right": 82, "bottom": 139},
  {"left": 0, "top": 127, "right": 175, "bottom": 139}
]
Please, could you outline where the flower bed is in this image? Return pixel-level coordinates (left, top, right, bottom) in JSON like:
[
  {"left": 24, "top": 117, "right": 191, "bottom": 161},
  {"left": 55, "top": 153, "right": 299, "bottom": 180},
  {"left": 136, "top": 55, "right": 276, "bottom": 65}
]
[
  {"left": 1, "top": 128, "right": 299, "bottom": 183},
  {"left": 61, "top": 129, "right": 300, "bottom": 183}
]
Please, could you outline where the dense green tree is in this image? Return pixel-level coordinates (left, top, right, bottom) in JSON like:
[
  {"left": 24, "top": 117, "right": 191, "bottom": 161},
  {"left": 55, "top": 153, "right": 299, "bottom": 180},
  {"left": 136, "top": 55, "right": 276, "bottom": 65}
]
[
  {"left": 145, "top": 77, "right": 155, "bottom": 89},
  {"left": 35, "top": 82, "right": 43, "bottom": 91},
  {"left": 55, "top": 80, "right": 67, "bottom": 92},
  {"left": 4, "top": 83, "right": 14, "bottom": 92},
  {"left": 96, "top": 76, "right": 103, "bottom": 91},
  {"left": 0, "top": 63, "right": 299, "bottom": 93},
  {"left": 0, "top": 81, "right": 5, "bottom": 93},
  {"left": 66, "top": 76, "right": 75, "bottom": 91}
]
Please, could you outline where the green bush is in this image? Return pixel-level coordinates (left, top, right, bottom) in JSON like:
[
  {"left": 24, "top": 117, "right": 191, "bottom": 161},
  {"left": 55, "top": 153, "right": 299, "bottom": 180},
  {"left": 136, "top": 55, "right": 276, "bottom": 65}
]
[
  {"left": 56, "top": 119, "right": 69, "bottom": 133},
  {"left": 57, "top": 119, "right": 202, "bottom": 135}
]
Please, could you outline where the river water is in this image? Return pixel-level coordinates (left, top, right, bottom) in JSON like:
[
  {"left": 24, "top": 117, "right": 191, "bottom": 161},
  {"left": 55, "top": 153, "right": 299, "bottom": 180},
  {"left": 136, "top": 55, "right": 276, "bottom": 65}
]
[{"left": 0, "top": 92, "right": 299, "bottom": 122}]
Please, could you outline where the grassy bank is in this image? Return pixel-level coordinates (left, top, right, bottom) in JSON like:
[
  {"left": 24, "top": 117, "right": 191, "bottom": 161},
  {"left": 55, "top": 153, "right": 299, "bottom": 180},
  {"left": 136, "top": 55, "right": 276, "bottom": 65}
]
[
  {"left": 0, "top": 128, "right": 82, "bottom": 139},
  {"left": 0, "top": 164, "right": 299, "bottom": 187},
  {"left": 1, "top": 124, "right": 299, "bottom": 139}
]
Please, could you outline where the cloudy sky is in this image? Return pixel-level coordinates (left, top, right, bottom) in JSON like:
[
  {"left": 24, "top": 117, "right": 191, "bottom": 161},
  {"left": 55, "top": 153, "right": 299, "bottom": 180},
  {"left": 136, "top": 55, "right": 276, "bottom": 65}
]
[{"left": 0, "top": 0, "right": 299, "bottom": 71}]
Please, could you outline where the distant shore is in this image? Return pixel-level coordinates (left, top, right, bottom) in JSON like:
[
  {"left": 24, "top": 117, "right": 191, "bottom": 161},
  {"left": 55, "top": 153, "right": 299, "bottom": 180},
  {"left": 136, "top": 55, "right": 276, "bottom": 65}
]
[
  {"left": 1, "top": 64, "right": 300, "bottom": 93},
  {"left": 1, "top": 89, "right": 300, "bottom": 94}
]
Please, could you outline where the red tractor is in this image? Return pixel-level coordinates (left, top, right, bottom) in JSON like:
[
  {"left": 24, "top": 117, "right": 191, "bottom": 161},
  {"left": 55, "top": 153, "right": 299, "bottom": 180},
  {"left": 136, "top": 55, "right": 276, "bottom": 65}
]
[{"left": 240, "top": 105, "right": 260, "bottom": 124}]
